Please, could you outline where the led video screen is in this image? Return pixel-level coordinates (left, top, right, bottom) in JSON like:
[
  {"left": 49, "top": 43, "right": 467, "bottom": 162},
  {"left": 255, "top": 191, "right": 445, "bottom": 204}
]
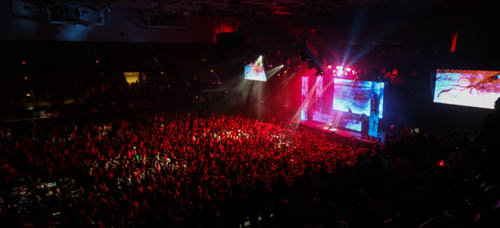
[
  {"left": 244, "top": 63, "right": 267, "bottom": 82},
  {"left": 433, "top": 69, "right": 500, "bottom": 109},
  {"left": 300, "top": 77, "right": 384, "bottom": 134},
  {"left": 333, "top": 79, "right": 384, "bottom": 118}
]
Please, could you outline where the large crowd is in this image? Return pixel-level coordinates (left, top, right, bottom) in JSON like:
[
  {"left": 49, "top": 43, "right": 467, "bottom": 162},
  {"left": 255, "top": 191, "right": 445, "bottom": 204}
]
[
  {"left": 0, "top": 112, "right": 498, "bottom": 227},
  {"left": 0, "top": 113, "right": 371, "bottom": 227}
]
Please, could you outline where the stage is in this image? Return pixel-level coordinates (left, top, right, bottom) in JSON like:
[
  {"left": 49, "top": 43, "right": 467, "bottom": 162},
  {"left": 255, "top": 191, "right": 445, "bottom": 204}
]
[{"left": 301, "top": 120, "right": 384, "bottom": 144}]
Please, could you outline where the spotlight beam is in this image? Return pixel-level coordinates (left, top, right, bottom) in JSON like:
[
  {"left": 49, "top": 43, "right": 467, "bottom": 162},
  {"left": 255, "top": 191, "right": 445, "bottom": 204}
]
[
  {"left": 291, "top": 77, "right": 336, "bottom": 129},
  {"left": 265, "top": 65, "right": 285, "bottom": 80},
  {"left": 257, "top": 56, "right": 263, "bottom": 64}
]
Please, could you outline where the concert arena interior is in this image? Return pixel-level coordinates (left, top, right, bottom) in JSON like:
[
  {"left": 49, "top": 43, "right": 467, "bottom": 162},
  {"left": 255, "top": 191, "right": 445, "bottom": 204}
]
[{"left": 2, "top": 1, "right": 500, "bottom": 227}]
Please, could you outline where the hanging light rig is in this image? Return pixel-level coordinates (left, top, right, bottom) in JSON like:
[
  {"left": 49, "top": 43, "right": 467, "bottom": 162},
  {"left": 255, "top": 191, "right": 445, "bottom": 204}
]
[{"left": 332, "top": 65, "right": 357, "bottom": 78}]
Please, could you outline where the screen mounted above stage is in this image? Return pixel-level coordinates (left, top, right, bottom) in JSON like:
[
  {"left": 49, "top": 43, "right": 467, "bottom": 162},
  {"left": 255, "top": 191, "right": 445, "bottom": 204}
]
[
  {"left": 244, "top": 62, "right": 267, "bottom": 82},
  {"left": 433, "top": 69, "right": 500, "bottom": 109}
]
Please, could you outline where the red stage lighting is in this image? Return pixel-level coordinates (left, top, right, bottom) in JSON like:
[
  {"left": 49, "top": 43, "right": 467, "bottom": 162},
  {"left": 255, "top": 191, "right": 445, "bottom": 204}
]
[
  {"left": 450, "top": 32, "right": 458, "bottom": 53},
  {"left": 392, "top": 68, "right": 398, "bottom": 76},
  {"left": 346, "top": 67, "right": 352, "bottom": 72},
  {"left": 439, "top": 160, "right": 445, "bottom": 167}
]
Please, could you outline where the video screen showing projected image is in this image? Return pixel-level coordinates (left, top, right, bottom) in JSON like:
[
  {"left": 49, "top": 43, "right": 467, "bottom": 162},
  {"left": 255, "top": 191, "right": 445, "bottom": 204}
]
[
  {"left": 300, "top": 77, "right": 384, "bottom": 134},
  {"left": 333, "top": 79, "right": 384, "bottom": 118},
  {"left": 244, "top": 63, "right": 267, "bottom": 82},
  {"left": 433, "top": 69, "right": 500, "bottom": 109}
]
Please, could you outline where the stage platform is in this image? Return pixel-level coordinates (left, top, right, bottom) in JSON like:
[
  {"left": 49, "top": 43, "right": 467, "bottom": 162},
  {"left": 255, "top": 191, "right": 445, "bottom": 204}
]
[{"left": 301, "top": 120, "right": 384, "bottom": 144}]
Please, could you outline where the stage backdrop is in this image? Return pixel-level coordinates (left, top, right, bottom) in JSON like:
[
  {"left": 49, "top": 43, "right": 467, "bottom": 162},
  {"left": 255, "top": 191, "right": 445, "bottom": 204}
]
[{"left": 301, "top": 76, "right": 384, "bottom": 138}]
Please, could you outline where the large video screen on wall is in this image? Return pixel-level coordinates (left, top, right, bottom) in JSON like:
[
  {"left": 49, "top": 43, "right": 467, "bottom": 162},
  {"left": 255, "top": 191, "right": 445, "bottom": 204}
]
[
  {"left": 244, "top": 63, "right": 267, "bottom": 82},
  {"left": 333, "top": 78, "right": 385, "bottom": 118},
  {"left": 433, "top": 69, "right": 500, "bottom": 109}
]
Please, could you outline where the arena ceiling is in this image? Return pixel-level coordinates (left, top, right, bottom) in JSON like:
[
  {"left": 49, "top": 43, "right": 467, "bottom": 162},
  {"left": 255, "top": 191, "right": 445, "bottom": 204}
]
[
  {"left": 22, "top": 0, "right": 483, "bottom": 16},
  {"left": 3, "top": 0, "right": 496, "bottom": 49}
]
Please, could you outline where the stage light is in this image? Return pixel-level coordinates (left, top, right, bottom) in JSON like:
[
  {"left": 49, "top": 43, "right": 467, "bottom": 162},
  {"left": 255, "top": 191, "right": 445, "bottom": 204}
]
[
  {"left": 439, "top": 160, "right": 445, "bottom": 167},
  {"left": 497, "top": 74, "right": 500, "bottom": 80},
  {"left": 210, "top": 69, "right": 214, "bottom": 73},
  {"left": 450, "top": 32, "right": 458, "bottom": 53},
  {"left": 327, "top": 65, "right": 332, "bottom": 69},
  {"left": 392, "top": 68, "right": 398, "bottom": 76},
  {"left": 95, "top": 59, "right": 100, "bottom": 64},
  {"left": 21, "top": 60, "right": 27, "bottom": 65},
  {"left": 257, "top": 56, "right": 263, "bottom": 63},
  {"left": 26, "top": 93, "right": 31, "bottom": 97},
  {"left": 24, "top": 76, "right": 29, "bottom": 80},
  {"left": 333, "top": 65, "right": 357, "bottom": 77},
  {"left": 336, "top": 69, "right": 344, "bottom": 77},
  {"left": 160, "top": 71, "right": 164, "bottom": 75}
]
